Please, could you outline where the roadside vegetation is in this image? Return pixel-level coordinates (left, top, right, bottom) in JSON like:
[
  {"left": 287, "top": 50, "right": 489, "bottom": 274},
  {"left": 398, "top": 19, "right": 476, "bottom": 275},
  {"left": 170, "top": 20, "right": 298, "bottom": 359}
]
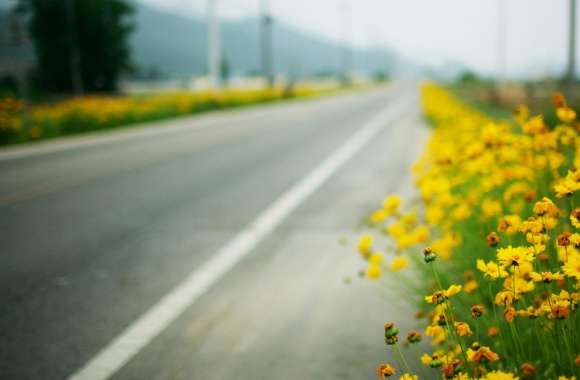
[
  {"left": 0, "top": 83, "right": 342, "bottom": 146},
  {"left": 355, "top": 83, "right": 579, "bottom": 379}
]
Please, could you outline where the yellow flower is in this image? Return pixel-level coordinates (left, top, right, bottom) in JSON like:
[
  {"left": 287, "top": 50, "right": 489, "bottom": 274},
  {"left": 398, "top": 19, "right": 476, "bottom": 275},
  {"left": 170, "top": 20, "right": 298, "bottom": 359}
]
[
  {"left": 370, "top": 209, "right": 388, "bottom": 224},
  {"left": 532, "top": 197, "right": 560, "bottom": 217},
  {"left": 482, "top": 198, "right": 502, "bottom": 219},
  {"left": 400, "top": 211, "right": 417, "bottom": 226},
  {"left": 530, "top": 271, "right": 564, "bottom": 283},
  {"left": 446, "top": 284, "right": 462, "bottom": 296},
  {"left": 521, "top": 217, "right": 544, "bottom": 234},
  {"left": 452, "top": 203, "right": 471, "bottom": 221},
  {"left": 399, "top": 374, "right": 418, "bottom": 380},
  {"left": 386, "top": 222, "right": 406, "bottom": 238},
  {"left": 497, "top": 246, "right": 534, "bottom": 267},
  {"left": 554, "top": 170, "right": 580, "bottom": 198},
  {"left": 369, "top": 252, "right": 384, "bottom": 265},
  {"left": 513, "top": 104, "right": 529, "bottom": 124},
  {"left": 382, "top": 195, "right": 401, "bottom": 214},
  {"left": 425, "top": 325, "right": 446, "bottom": 344},
  {"left": 357, "top": 234, "right": 373, "bottom": 256},
  {"left": 425, "top": 284, "right": 462, "bottom": 304},
  {"left": 498, "top": 214, "right": 522, "bottom": 234},
  {"left": 495, "top": 290, "right": 516, "bottom": 306},
  {"left": 463, "top": 280, "right": 478, "bottom": 293},
  {"left": 571, "top": 208, "right": 580, "bottom": 228},
  {"left": 389, "top": 256, "right": 408, "bottom": 272},
  {"left": 467, "top": 345, "right": 500, "bottom": 363},
  {"left": 411, "top": 225, "right": 430, "bottom": 243},
  {"left": 502, "top": 276, "right": 534, "bottom": 295},
  {"left": 556, "top": 106, "right": 577, "bottom": 123},
  {"left": 563, "top": 254, "right": 580, "bottom": 280},
  {"left": 480, "top": 370, "right": 519, "bottom": 380},
  {"left": 516, "top": 306, "right": 543, "bottom": 319},
  {"left": 376, "top": 363, "right": 396, "bottom": 379},
  {"left": 365, "top": 264, "right": 382, "bottom": 279},
  {"left": 477, "top": 259, "right": 508, "bottom": 279},
  {"left": 522, "top": 115, "right": 546, "bottom": 134},
  {"left": 454, "top": 321, "right": 473, "bottom": 336},
  {"left": 420, "top": 353, "right": 432, "bottom": 365}
]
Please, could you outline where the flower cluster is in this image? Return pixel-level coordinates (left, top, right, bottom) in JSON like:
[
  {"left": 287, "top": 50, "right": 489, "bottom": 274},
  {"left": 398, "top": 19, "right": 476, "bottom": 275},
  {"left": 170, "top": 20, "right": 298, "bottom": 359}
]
[
  {"left": 0, "top": 83, "right": 337, "bottom": 145},
  {"left": 356, "top": 83, "right": 579, "bottom": 379}
]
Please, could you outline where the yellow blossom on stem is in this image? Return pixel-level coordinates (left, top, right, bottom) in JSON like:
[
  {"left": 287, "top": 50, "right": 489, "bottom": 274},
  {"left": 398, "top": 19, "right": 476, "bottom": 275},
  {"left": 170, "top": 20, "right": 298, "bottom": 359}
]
[
  {"left": 480, "top": 370, "right": 519, "bottom": 380},
  {"left": 425, "top": 284, "right": 462, "bottom": 304},
  {"left": 466, "top": 345, "right": 500, "bottom": 363},
  {"left": 365, "top": 264, "right": 381, "bottom": 279},
  {"left": 357, "top": 234, "right": 373, "bottom": 256},
  {"left": 370, "top": 209, "right": 388, "bottom": 224},
  {"left": 376, "top": 363, "right": 396, "bottom": 378},
  {"left": 530, "top": 271, "right": 564, "bottom": 283},
  {"left": 454, "top": 321, "right": 473, "bottom": 336},
  {"left": 369, "top": 252, "right": 385, "bottom": 265},
  {"left": 563, "top": 254, "right": 580, "bottom": 280},
  {"left": 557, "top": 106, "right": 577, "bottom": 123},
  {"left": 382, "top": 195, "right": 401, "bottom": 215},
  {"left": 477, "top": 259, "right": 509, "bottom": 279},
  {"left": 482, "top": 198, "right": 503, "bottom": 219},
  {"left": 532, "top": 197, "right": 560, "bottom": 217},
  {"left": 389, "top": 256, "right": 408, "bottom": 272},
  {"left": 497, "top": 246, "right": 535, "bottom": 267},
  {"left": 571, "top": 208, "right": 580, "bottom": 228}
]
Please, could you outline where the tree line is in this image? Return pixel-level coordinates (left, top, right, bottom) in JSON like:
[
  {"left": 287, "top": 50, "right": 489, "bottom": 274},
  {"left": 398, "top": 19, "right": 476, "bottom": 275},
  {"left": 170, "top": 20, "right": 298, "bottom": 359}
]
[{"left": 16, "top": 0, "right": 134, "bottom": 94}]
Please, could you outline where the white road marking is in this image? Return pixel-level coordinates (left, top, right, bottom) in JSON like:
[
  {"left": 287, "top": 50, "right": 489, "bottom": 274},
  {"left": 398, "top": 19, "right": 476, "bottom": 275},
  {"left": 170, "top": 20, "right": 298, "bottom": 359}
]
[{"left": 67, "top": 94, "right": 414, "bottom": 380}]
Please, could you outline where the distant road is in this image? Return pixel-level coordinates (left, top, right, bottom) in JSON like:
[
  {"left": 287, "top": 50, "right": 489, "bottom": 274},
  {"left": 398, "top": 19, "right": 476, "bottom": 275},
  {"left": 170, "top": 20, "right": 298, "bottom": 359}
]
[{"left": 0, "top": 83, "right": 426, "bottom": 380}]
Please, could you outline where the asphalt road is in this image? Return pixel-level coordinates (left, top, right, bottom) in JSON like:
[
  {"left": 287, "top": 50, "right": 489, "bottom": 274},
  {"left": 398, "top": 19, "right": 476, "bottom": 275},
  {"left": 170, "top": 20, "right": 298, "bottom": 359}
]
[{"left": 0, "top": 83, "right": 428, "bottom": 380}]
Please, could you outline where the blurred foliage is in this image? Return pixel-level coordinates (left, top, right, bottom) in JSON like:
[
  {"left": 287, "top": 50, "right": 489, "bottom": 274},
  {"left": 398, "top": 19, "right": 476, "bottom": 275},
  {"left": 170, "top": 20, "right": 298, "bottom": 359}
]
[
  {"left": 0, "top": 83, "right": 344, "bottom": 145},
  {"left": 449, "top": 76, "right": 580, "bottom": 125},
  {"left": 17, "top": 0, "right": 134, "bottom": 94}
]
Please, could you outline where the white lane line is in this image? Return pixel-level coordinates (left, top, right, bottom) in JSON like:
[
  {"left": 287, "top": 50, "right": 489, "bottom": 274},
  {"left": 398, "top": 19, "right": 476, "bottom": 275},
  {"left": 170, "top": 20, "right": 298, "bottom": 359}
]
[{"left": 68, "top": 94, "right": 414, "bottom": 380}]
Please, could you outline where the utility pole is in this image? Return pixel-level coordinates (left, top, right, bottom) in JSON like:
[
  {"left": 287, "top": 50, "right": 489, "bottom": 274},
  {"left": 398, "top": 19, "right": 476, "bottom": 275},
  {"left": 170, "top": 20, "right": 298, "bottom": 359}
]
[
  {"left": 207, "top": 0, "right": 221, "bottom": 88},
  {"left": 339, "top": 2, "right": 352, "bottom": 85},
  {"left": 260, "top": 0, "right": 274, "bottom": 87},
  {"left": 566, "top": 0, "right": 577, "bottom": 98},
  {"left": 65, "top": 0, "right": 84, "bottom": 96}
]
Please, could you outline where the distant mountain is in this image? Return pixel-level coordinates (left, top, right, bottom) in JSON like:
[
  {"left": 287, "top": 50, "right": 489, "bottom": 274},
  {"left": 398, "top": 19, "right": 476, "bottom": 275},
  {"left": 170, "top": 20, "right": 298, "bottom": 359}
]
[
  {"left": 0, "top": 0, "right": 416, "bottom": 79},
  {"left": 130, "top": 2, "right": 410, "bottom": 79}
]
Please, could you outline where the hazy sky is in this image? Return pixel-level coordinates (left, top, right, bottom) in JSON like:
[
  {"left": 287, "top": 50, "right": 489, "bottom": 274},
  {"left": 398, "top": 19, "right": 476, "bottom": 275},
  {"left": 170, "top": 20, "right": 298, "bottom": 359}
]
[{"left": 142, "top": 0, "right": 580, "bottom": 77}]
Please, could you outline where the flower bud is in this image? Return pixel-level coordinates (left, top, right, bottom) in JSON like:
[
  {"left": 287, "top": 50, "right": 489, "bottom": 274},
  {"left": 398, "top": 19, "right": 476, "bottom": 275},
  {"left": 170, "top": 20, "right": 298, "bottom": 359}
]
[
  {"left": 471, "top": 304, "right": 485, "bottom": 319},
  {"left": 423, "top": 247, "right": 437, "bottom": 263},
  {"left": 520, "top": 362, "right": 536, "bottom": 379},
  {"left": 384, "top": 322, "right": 399, "bottom": 338},
  {"left": 486, "top": 232, "right": 500, "bottom": 247},
  {"left": 406, "top": 331, "right": 422, "bottom": 344}
]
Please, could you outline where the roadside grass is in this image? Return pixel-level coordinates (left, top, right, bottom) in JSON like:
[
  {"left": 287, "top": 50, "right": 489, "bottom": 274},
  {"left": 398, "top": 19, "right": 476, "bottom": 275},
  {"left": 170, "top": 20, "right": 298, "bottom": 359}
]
[{"left": 0, "top": 82, "right": 369, "bottom": 147}]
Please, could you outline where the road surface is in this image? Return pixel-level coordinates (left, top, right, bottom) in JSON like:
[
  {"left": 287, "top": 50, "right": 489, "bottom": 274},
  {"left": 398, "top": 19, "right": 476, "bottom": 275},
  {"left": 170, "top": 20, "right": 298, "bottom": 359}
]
[{"left": 0, "top": 83, "right": 428, "bottom": 380}]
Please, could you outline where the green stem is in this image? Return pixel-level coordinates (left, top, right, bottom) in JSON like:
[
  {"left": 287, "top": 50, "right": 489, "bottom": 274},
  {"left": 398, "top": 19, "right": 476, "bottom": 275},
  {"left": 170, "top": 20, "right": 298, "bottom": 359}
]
[
  {"left": 394, "top": 343, "right": 413, "bottom": 375},
  {"left": 411, "top": 344, "right": 429, "bottom": 380}
]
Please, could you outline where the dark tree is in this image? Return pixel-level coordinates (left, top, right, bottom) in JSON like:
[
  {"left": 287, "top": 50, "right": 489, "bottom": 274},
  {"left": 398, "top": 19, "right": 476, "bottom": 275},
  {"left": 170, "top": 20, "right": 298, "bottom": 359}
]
[{"left": 18, "top": 0, "right": 134, "bottom": 94}]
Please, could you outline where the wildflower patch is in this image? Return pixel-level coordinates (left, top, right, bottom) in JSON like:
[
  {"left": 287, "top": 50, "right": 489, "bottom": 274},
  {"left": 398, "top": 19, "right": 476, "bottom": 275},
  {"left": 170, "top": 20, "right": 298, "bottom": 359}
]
[{"left": 357, "top": 83, "right": 579, "bottom": 379}]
